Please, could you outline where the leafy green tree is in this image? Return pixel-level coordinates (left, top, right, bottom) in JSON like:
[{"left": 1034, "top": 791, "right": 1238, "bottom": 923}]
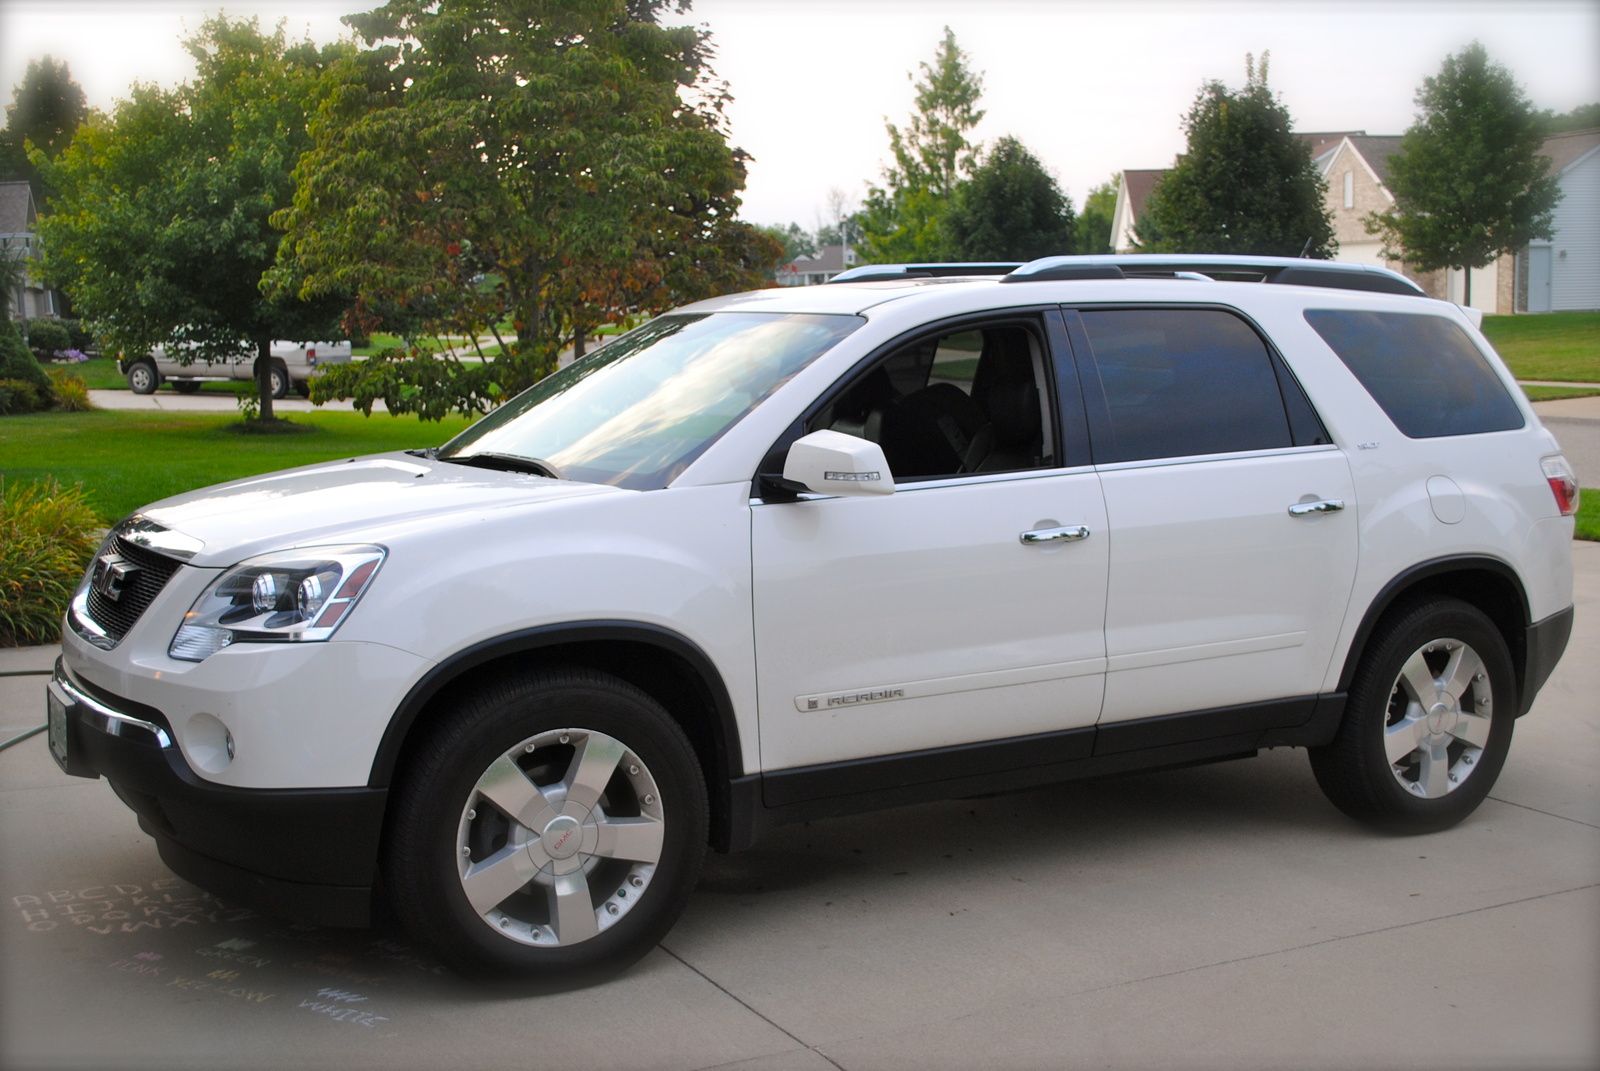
[
  {"left": 1137, "top": 53, "right": 1335, "bottom": 258},
  {"left": 36, "top": 19, "right": 348, "bottom": 422},
  {"left": 272, "top": 0, "right": 777, "bottom": 418},
  {"left": 1369, "top": 43, "right": 1561, "bottom": 305},
  {"left": 943, "top": 136, "right": 1074, "bottom": 261},
  {"left": 760, "top": 222, "right": 818, "bottom": 263},
  {"left": 857, "top": 27, "right": 984, "bottom": 263},
  {"left": 0, "top": 57, "right": 87, "bottom": 200},
  {"left": 1539, "top": 102, "right": 1600, "bottom": 134},
  {"left": 1074, "top": 174, "right": 1118, "bottom": 255}
]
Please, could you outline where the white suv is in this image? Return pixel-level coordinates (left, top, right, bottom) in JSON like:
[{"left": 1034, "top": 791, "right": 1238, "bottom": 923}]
[{"left": 49, "top": 255, "right": 1577, "bottom": 979}]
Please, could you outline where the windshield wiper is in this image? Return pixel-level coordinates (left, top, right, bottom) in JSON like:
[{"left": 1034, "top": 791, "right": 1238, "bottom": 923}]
[{"left": 439, "top": 452, "right": 563, "bottom": 480}]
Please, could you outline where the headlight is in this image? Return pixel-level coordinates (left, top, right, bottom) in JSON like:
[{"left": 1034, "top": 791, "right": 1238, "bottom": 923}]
[{"left": 169, "top": 545, "right": 386, "bottom": 661}]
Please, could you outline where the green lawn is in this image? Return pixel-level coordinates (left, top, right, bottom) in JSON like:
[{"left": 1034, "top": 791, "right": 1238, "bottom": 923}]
[
  {"left": 1579, "top": 489, "right": 1600, "bottom": 543},
  {"left": 1481, "top": 311, "right": 1600, "bottom": 382},
  {"left": 351, "top": 333, "right": 448, "bottom": 357},
  {"left": 1522, "top": 385, "right": 1600, "bottom": 402},
  {"left": 1, "top": 409, "right": 473, "bottom": 523}
]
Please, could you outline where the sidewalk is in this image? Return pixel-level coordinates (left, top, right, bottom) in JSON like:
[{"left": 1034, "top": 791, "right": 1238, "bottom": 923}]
[{"left": 85, "top": 390, "right": 389, "bottom": 413}]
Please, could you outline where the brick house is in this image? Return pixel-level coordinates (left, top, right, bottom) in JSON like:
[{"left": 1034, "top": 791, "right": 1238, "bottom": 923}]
[{"left": 1111, "top": 129, "right": 1598, "bottom": 314}]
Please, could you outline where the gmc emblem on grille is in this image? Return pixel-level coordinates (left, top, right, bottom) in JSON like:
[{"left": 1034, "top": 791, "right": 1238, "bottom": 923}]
[{"left": 91, "top": 554, "right": 140, "bottom": 602}]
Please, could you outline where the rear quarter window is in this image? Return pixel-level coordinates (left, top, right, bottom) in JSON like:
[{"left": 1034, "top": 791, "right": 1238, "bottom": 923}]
[{"left": 1304, "top": 309, "right": 1524, "bottom": 438}]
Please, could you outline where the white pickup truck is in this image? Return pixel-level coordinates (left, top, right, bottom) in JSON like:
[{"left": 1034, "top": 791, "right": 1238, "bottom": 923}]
[{"left": 120, "top": 339, "right": 354, "bottom": 398}]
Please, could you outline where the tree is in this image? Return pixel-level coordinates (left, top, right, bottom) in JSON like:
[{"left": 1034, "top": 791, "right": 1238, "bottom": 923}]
[
  {"left": 1539, "top": 102, "right": 1600, "bottom": 134},
  {"left": 1137, "top": 53, "right": 1335, "bottom": 258},
  {"left": 1369, "top": 43, "right": 1561, "bottom": 305},
  {"left": 1074, "top": 174, "right": 1118, "bottom": 255},
  {"left": 0, "top": 57, "right": 88, "bottom": 200},
  {"left": 759, "top": 222, "right": 817, "bottom": 263},
  {"left": 943, "top": 136, "right": 1074, "bottom": 261},
  {"left": 36, "top": 19, "right": 348, "bottom": 423},
  {"left": 272, "top": 0, "right": 778, "bottom": 418},
  {"left": 856, "top": 27, "right": 984, "bottom": 263}
]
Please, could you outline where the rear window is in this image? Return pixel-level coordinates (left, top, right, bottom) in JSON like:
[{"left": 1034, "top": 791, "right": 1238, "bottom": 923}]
[{"left": 1304, "top": 310, "right": 1524, "bottom": 438}]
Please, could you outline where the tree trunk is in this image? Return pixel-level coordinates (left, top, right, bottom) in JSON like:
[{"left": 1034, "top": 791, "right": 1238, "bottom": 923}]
[
  {"left": 255, "top": 336, "right": 275, "bottom": 423},
  {"left": 1463, "top": 266, "right": 1472, "bottom": 309},
  {"left": 574, "top": 327, "right": 586, "bottom": 361}
]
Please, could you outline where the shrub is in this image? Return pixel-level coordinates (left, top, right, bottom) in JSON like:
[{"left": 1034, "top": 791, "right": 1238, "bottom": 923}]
[
  {"left": 0, "top": 377, "right": 46, "bottom": 415},
  {"left": 0, "top": 479, "right": 101, "bottom": 647},
  {"left": 56, "top": 318, "right": 97, "bottom": 352},
  {"left": 47, "top": 368, "right": 94, "bottom": 411},
  {"left": 0, "top": 318, "right": 50, "bottom": 393},
  {"left": 24, "top": 319, "right": 71, "bottom": 360}
]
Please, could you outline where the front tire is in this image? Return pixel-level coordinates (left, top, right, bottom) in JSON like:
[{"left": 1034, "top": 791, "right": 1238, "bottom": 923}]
[
  {"left": 125, "top": 360, "right": 159, "bottom": 394},
  {"left": 1310, "top": 597, "right": 1515, "bottom": 833},
  {"left": 384, "top": 670, "right": 708, "bottom": 980}
]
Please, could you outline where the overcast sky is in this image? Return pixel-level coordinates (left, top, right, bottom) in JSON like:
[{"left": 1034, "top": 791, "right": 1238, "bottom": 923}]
[{"left": 3, "top": 0, "right": 1596, "bottom": 229}]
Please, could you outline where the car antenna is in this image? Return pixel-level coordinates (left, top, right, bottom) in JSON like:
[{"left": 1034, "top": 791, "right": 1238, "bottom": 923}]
[{"left": 1298, "top": 237, "right": 1314, "bottom": 258}]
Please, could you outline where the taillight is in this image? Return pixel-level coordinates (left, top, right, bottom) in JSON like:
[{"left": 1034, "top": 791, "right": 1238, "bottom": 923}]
[
  {"left": 1541, "top": 455, "right": 1579, "bottom": 517},
  {"left": 306, "top": 348, "right": 317, "bottom": 364}
]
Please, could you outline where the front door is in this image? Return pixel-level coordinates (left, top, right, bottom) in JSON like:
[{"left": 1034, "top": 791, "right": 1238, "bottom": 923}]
[{"left": 751, "top": 316, "right": 1109, "bottom": 777}]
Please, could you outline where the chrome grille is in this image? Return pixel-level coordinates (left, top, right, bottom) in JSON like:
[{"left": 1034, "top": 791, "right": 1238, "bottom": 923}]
[{"left": 83, "top": 536, "right": 183, "bottom": 642}]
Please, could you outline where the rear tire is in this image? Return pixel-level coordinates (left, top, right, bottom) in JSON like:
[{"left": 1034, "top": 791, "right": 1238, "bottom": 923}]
[
  {"left": 384, "top": 670, "right": 708, "bottom": 981},
  {"left": 267, "top": 360, "right": 289, "bottom": 399},
  {"left": 1310, "top": 597, "right": 1515, "bottom": 833}
]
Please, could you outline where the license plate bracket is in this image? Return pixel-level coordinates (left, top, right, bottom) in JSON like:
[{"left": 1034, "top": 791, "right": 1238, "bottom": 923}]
[{"left": 46, "top": 682, "right": 75, "bottom": 773}]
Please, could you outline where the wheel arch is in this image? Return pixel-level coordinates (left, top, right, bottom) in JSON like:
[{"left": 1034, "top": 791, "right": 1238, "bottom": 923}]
[
  {"left": 1337, "top": 555, "right": 1530, "bottom": 706},
  {"left": 369, "top": 621, "right": 746, "bottom": 846}
]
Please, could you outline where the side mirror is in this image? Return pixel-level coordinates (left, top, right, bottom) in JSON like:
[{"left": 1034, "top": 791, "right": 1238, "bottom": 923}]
[{"left": 782, "top": 430, "right": 895, "bottom": 497}]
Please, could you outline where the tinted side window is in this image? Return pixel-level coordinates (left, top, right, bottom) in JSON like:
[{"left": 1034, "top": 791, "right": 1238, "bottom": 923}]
[
  {"left": 1080, "top": 308, "right": 1293, "bottom": 463},
  {"left": 1304, "top": 310, "right": 1524, "bottom": 438}
]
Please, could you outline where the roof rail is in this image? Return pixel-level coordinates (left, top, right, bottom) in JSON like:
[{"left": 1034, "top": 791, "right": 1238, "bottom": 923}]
[
  {"left": 828, "top": 262, "right": 1020, "bottom": 284},
  {"left": 1002, "top": 254, "right": 1426, "bottom": 296}
]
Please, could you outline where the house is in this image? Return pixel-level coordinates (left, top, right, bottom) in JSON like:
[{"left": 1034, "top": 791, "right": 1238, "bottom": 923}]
[
  {"left": 1312, "top": 134, "right": 1450, "bottom": 301},
  {"left": 1110, "top": 133, "right": 1362, "bottom": 253},
  {"left": 0, "top": 180, "right": 58, "bottom": 319},
  {"left": 1111, "top": 128, "right": 1599, "bottom": 313},
  {"left": 1521, "top": 128, "right": 1600, "bottom": 312},
  {"left": 776, "top": 243, "right": 857, "bottom": 286},
  {"left": 1109, "top": 169, "right": 1165, "bottom": 254},
  {"left": 1319, "top": 128, "right": 1600, "bottom": 313}
]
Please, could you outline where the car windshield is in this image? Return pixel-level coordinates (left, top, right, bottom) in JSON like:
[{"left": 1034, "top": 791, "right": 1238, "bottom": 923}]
[{"left": 437, "top": 312, "right": 862, "bottom": 490}]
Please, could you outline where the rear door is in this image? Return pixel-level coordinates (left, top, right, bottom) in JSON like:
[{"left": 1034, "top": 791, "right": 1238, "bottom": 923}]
[{"left": 1064, "top": 305, "right": 1358, "bottom": 726}]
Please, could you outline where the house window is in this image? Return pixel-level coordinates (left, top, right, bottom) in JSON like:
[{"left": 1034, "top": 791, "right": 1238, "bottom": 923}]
[{"left": 1342, "top": 171, "right": 1354, "bottom": 210}]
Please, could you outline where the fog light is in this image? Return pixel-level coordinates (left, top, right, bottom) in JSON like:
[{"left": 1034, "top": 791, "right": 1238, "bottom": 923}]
[{"left": 185, "top": 712, "right": 234, "bottom": 774}]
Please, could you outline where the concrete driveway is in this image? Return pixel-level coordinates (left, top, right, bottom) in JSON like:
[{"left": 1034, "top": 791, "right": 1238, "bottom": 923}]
[{"left": 3, "top": 546, "right": 1597, "bottom": 1070}]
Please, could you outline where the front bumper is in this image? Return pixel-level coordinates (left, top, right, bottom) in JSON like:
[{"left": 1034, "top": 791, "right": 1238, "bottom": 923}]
[{"left": 48, "top": 659, "right": 385, "bottom": 927}]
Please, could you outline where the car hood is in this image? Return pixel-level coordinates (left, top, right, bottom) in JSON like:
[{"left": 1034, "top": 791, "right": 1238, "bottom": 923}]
[{"left": 131, "top": 453, "right": 625, "bottom": 568}]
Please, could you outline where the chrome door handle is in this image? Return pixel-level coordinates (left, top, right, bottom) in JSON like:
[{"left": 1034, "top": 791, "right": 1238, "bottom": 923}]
[
  {"left": 1287, "top": 499, "right": 1345, "bottom": 517},
  {"left": 1020, "top": 525, "right": 1090, "bottom": 545}
]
